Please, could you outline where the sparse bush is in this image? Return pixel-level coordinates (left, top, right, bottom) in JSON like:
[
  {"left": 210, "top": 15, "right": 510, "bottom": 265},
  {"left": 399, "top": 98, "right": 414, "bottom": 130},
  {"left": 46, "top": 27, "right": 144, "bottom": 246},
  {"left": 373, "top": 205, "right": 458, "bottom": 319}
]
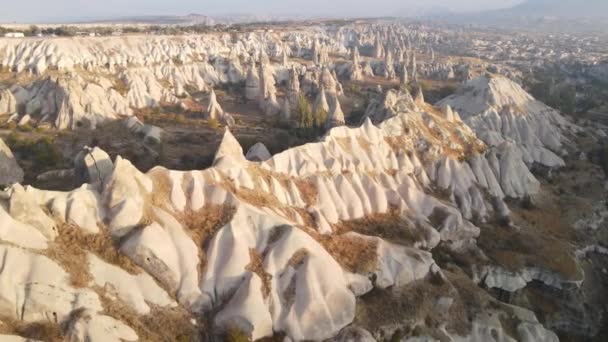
[
  {"left": 208, "top": 118, "right": 219, "bottom": 129},
  {"left": 295, "top": 94, "right": 313, "bottom": 129},
  {"left": 226, "top": 326, "right": 250, "bottom": 342},
  {"left": 6, "top": 133, "right": 64, "bottom": 171},
  {"left": 112, "top": 79, "right": 130, "bottom": 96},
  {"left": 14, "top": 321, "right": 63, "bottom": 341},
  {"left": 313, "top": 108, "right": 328, "bottom": 129},
  {"left": 18, "top": 123, "right": 34, "bottom": 132},
  {"left": 521, "top": 195, "right": 536, "bottom": 210},
  {"left": 293, "top": 94, "right": 328, "bottom": 139},
  {"left": 3, "top": 121, "right": 17, "bottom": 130},
  {"left": 172, "top": 57, "right": 184, "bottom": 66}
]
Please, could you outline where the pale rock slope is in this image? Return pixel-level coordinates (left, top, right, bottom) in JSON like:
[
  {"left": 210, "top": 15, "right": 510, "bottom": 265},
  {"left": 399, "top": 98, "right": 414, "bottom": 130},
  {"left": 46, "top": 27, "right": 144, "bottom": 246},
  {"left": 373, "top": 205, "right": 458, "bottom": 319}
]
[
  {"left": 437, "top": 73, "right": 577, "bottom": 168},
  {"left": 0, "top": 88, "right": 17, "bottom": 115},
  {"left": 0, "top": 32, "right": 336, "bottom": 129},
  {"left": 0, "top": 81, "right": 571, "bottom": 340}
]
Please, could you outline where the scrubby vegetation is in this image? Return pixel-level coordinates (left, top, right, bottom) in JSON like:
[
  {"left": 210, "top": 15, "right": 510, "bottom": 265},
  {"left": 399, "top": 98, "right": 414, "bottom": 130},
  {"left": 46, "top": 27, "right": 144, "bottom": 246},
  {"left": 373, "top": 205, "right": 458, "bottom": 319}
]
[
  {"left": 5, "top": 133, "right": 64, "bottom": 172},
  {"left": 524, "top": 75, "right": 576, "bottom": 114},
  {"left": 293, "top": 94, "right": 327, "bottom": 138},
  {"left": 417, "top": 80, "right": 459, "bottom": 104}
]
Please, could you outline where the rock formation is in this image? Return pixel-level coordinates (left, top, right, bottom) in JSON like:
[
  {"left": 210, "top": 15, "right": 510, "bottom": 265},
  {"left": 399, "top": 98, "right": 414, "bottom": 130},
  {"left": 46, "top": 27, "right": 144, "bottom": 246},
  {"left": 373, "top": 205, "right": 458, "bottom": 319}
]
[
  {"left": 315, "top": 87, "right": 330, "bottom": 114},
  {"left": 437, "top": 74, "right": 573, "bottom": 168},
  {"left": 327, "top": 97, "right": 346, "bottom": 128},
  {"left": 74, "top": 146, "right": 114, "bottom": 189},
  {"left": 0, "top": 89, "right": 17, "bottom": 115},
  {"left": 400, "top": 62, "right": 409, "bottom": 85},
  {"left": 0, "top": 138, "right": 24, "bottom": 186},
  {"left": 258, "top": 63, "right": 280, "bottom": 116},
  {"left": 0, "top": 80, "right": 569, "bottom": 340},
  {"left": 245, "top": 60, "right": 260, "bottom": 101},
  {"left": 206, "top": 89, "right": 235, "bottom": 126},
  {"left": 281, "top": 45, "right": 289, "bottom": 66},
  {"left": 281, "top": 97, "right": 292, "bottom": 123},
  {"left": 286, "top": 66, "right": 300, "bottom": 106},
  {"left": 410, "top": 52, "right": 418, "bottom": 82},
  {"left": 384, "top": 51, "right": 396, "bottom": 79},
  {"left": 0, "top": 23, "right": 601, "bottom": 342},
  {"left": 350, "top": 47, "right": 363, "bottom": 81},
  {"left": 206, "top": 89, "right": 223, "bottom": 120},
  {"left": 374, "top": 33, "right": 385, "bottom": 58},
  {"left": 245, "top": 142, "right": 272, "bottom": 162}
]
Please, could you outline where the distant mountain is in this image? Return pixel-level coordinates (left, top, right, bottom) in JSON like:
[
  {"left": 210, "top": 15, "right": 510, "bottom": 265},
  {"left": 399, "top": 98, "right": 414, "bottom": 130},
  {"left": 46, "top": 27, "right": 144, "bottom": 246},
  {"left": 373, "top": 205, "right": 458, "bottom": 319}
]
[
  {"left": 396, "top": 6, "right": 453, "bottom": 18},
  {"left": 89, "top": 14, "right": 217, "bottom": 25},
  {"left": 500, "top": 0, "right": 608, "bottom": 19},
  {"left": 438, "top": 0, "right": 608, "bottom": 33},
  {"left": 73, "top": 13, "right": 311, "bottom": 26}
]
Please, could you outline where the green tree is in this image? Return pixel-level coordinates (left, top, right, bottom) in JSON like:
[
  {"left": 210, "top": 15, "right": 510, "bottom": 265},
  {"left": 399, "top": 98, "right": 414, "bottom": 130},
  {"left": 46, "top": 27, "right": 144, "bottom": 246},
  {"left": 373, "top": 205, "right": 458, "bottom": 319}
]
[
  {"left": 313, "top": 107, "right": 328, "bottom": 129},
  {"left": 295, "top": 94, "right": 313, "bottom": 129},
  {"left": 25, "top": 25, "right": 40, "bottom": 36}
]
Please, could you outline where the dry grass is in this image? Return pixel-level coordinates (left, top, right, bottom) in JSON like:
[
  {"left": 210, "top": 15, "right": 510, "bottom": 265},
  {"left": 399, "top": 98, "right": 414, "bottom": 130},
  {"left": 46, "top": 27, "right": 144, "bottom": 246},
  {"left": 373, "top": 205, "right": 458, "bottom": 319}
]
[
  {"left": 316, "top": 233, "right": 378, "bottom": 274},
  {"left": 354, "top": 267, "right": 492, "bottom": 339},
  {"left": 293, "top": 178, "right": 318, "bottom": 206},
  {"left": 294, "top": 222, "right": 379, "bottom": 274},
  {"left": 479, "top": 188, "right": 583, "bottom": 280},
  {"left": 287, "top": 248, "right": 309, "bottom": 268},
  {"left": 216, "top": 167, "right": 283, "bottom": 209},
  {"left": 0, "top": 316, "right": 63, "bottom": 342},
  {"left": 45, "top": 222, "right": 141, "bottom": 288},
  {"left": 477, "top": 152, "right": 608, "bottom": 282},
  {"left": 357, "top": 136, "right": 372, "bottom": 152},
  {"left": 335, "top": 137, "right": 354, "bottom": 154},
  {"left": 136, "top": 168, "right": 173, "bottom": 228},
  {"left": 334, "top": 211, "right": 426, "bottom": 247},
  {"left": 292, "top": 208, "right": 316, "bottom": 227},
  {"left": 384, "top": 135, "right": 408, "bottom": 151},
  {"left": 178, "top": 205, "right": 236, "bottom": 275},
  {"left": 222, "top": 165, "right": 317, "bottom": 212},
  {"left": 235, "top": 185, "right": 282, "bottom": 209},
  {"left": 96, "top": 287, "right": 196, "bottom": 342},
  {"left": 246, "top": 248, "right": 272, "bottom": 299},
  {"left": 147, "top": 168, "right": 173, "bottom": 209}
]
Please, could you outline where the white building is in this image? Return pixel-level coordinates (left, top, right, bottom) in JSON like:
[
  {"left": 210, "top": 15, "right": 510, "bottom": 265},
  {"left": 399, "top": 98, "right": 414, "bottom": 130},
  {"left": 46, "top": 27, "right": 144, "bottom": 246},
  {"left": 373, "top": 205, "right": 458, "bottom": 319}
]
[{"left": 3, "top": 32, "right": 25, "bottom": 38}]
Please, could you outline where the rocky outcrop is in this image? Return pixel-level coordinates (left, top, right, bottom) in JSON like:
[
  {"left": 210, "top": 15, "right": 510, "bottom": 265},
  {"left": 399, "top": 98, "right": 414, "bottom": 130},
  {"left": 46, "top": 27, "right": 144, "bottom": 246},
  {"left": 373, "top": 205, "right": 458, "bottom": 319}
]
[
  {"left": 328, "top": 97, "right": 346, "bottom": 128},
  {"left": 438, "top": 74, "right": 576, "bottom": 168},
  {"left": 0, "top": 83, "right": 566, "bottom": 340},
  {"left": 74, "top": 146, "right": 114, "bottom": 188},
  {"left": 245, "top": 60, "right": 260, "bottom": 101},
  {"left": 259, "top": 64, "right": 280, "bottom": 116},
  {"left": 205, "top": 89, "right": 235, "bottom": 126},
  {"left": 0, "top": 26, "right": 585, "bottom": 342},
  {"left": 0, "top": 138, "right": 24, "bottom": 186},
  {"left": 286, "top": 66, "right": 300, "bottom": 106},
  {"left": 0, "top": 89, "right": 17, "bottom": 115},
  {"left": 350, "top": 47, "right": 363, "bottom": 81},
  {"left": 245, "top": 142, "right": 272, "bottom": 162}
]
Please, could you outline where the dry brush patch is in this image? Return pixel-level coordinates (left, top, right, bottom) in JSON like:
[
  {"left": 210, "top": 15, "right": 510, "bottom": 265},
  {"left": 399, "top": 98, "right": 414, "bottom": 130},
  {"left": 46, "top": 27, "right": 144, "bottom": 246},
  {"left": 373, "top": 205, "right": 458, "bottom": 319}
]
[
  {"left": 177, "top": 205, "right": 236, "bottom": 275},
  {"left": 96, "top": 287, "right": 196, "bottom": 342},
  {"left": 319, "top": 234, "right": 378, "bottom": 274},
  {"left": 147, "top": 168, "right": 173, "bottom": 209},
  {"left": 293, "top": 177, "right": 318, "bottom": 206},
  {"left": 46, "top": 222, "right": 141, "bottom": 288},
  {"left": 479, "top": 188, "right": 583, "bottom": 281},
  {"left": 334, "top": 211, "right": 427, "bottom": 247},
  {"left": 354, "top": 267, "right": 490, "bottom": 339},
  {"left": 246, "top": 248, "right": 273, "bottom": 299},
  {"left": 299, "top": 226, "right": 378, "bottom": 274},
  {"left": 0, "top": 316, "right": 63, "bottom": 342}
]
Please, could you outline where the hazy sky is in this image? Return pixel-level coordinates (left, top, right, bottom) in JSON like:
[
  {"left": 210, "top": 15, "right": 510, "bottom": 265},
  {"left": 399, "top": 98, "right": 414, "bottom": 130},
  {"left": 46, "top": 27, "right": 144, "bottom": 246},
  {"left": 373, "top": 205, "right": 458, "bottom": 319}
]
[{"left": 0, "top": 0, "right": 524, "bottom": 23}]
